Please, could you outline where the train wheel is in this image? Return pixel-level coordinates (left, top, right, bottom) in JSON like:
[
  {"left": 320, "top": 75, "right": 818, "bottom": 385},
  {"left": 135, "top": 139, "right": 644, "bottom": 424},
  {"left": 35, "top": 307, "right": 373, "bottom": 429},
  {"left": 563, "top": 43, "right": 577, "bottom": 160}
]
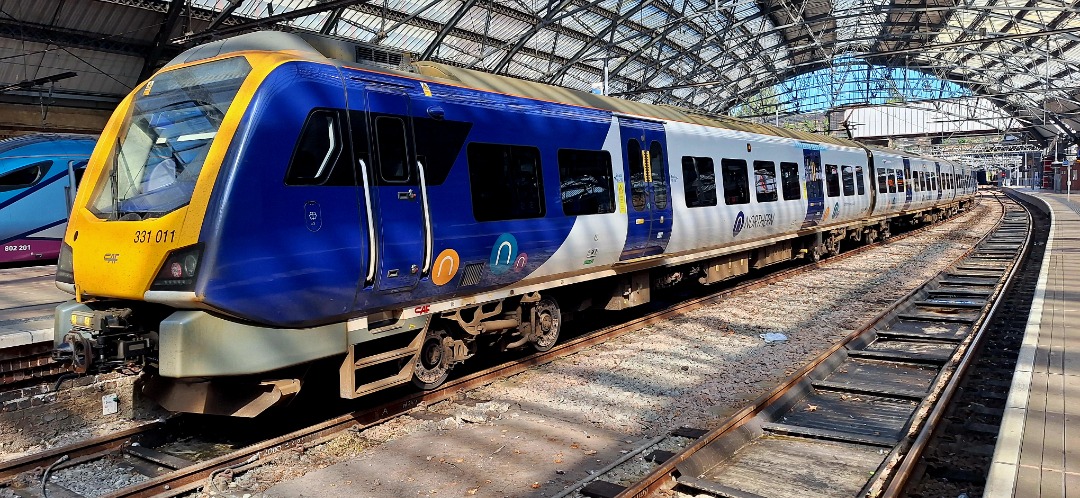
[
  {"left": 531, "top": 298, "right": 561, "bottom": 352},
  {"left": 412, "top": 328, "right": 451, "bottom": 390}
]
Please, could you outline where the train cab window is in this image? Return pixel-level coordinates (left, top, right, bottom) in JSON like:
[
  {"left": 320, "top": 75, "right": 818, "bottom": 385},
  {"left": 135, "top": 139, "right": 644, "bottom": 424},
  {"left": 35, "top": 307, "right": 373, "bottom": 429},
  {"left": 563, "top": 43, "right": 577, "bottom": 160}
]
[
  {"left": 825, "top": 164, "right": 840, "bottom": 197},
  {"left": 877, "top": 168, "right": 888, "bottom": 193},
  {"left": 467, "top": 143, "right": 545, "bottom": 222},
  {"left": 375, "top": 116, "right": 410, "bottom": 183},
  {"left": 841, "top": 165, "right": 855, "bottom": 196},
  {"left": 753, "top": 161, "right": 778, "bottom": 203},
  {"left": 780, "top": 161, "right": 801, "bottom": 200},
  {"left": 721, "top": 158, "right": 750, "bottom": 205},
  {"left": 284, "top": 110, "right": 351, "bottom": 186},
  {"left": 627, "top": 140, "right": 646, "bottom": 211},
  {"left": 0, "top": 160, "right": 50, "bottom": 192},
  {"left": 682, "top": 156, "right": 717, "bottom": 207},
  {"left": 650, "top": 141, "right": 668, "bottom": 210},
  {"left": 558, "top": 149, "right": 615, "bottom": 216},
  {"left": 887, "top": 169, "right": 897, "bottom": 193},
  {"left": 855, "top": 165, "right": 866, "bottom": 195}
]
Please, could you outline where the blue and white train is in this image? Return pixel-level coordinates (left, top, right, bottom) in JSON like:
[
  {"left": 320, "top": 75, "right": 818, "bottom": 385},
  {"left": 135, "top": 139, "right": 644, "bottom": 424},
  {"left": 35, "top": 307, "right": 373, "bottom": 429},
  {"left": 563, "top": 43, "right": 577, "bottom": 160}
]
[
  {"left": 52, "top": 32, "right": 976, "bottom": 416},
  {"left": 0, "top": 134, "right": 96, "bottom": 264}
]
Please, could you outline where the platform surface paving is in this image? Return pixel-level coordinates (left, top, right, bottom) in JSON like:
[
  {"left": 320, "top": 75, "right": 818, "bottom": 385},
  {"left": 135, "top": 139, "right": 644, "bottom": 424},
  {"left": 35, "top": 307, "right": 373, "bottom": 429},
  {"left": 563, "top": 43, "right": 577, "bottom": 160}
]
[
  {"left": 0, "top": 265, "right": 69, "bottom": 348},
  {"left": 987, "top": 190, "right": 1080, "bottom": 497}
]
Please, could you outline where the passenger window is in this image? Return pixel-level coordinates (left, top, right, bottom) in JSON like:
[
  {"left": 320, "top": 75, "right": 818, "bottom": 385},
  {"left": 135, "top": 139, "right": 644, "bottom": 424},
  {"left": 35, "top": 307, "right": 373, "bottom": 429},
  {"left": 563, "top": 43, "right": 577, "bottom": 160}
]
[
  {"left": 375, "top": 116, "right": 410, "bottom": 183},
  {"left": 887, "top": 169, "right": 897, "bottom": 193},
  {"left": 825, "top": 164, "right": 840, "bottom": 197},
  {"left": 877, "top": 168, "right": 888, "bottom": 193},
  {"left": 780, "top": 161, "right": 801, "bottom": 200},
  {"left": 558, "top": 149, "right": 615, "bottom": 216},
  {"left": 285, "top": 110, "right": 350, "bottom": 186},
  {"left": 753, "top": 161, "right": 778, "bottom": 202},
  {"left": 682, "top": 156, "right": 717, "bottom": 207},
  {"left": 0, "top": 160, "right": 50, "bottom": 191},
  {"left": 467, "top": 143, "right": 544, "bottom": 222},
  {"left": 411, "top": 116, "right": 472, "bottom": 186},
  {"left": 897, "top": 170, "right": 906, "bottom": 192},
  {"left": 841, "top": 165, "right": 855, "bottom": 196},
  {"left": 854, "top": 165, "right": 865, "bottom": 195},
  {"left": 627, "top": 140, "right": 646, "bottom": 211},
  {"left": 721, "top": 158, "right": 750, "bottom": 205},
  {"left": 650, "top": 141, "right": 667, "bottom": 210}
]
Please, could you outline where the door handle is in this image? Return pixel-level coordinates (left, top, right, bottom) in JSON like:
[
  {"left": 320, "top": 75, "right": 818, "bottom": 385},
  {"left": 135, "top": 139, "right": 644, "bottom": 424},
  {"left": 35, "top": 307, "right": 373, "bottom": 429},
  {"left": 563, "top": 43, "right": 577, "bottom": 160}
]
[{"left": 397, "top": 189, "right": 416, "bottom": 200}]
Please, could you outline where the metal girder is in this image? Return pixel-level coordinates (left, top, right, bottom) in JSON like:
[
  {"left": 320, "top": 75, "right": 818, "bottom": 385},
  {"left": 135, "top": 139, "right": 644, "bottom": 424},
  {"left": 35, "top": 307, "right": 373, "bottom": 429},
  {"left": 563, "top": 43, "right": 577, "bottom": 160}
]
[
  {"left": 368, "top": 0, "right": 443, "bottom": 42},
  {"left": 491, "top": 0, "right": 577, "bottom": 74},
  {"left": 545, "top": 0, "right": 657, "bottom": 84},
  {"left": 138, "top": 0, "right": 185, "bottom": 81},
  {"left": 0, "top": 17, "right": 151, "bottom": 57},
  {"left": 420, "top": 0, "right": 479, "bottom": 60},
  {"left": 171, "top": 0, "right": 374, "bottom": 44}
]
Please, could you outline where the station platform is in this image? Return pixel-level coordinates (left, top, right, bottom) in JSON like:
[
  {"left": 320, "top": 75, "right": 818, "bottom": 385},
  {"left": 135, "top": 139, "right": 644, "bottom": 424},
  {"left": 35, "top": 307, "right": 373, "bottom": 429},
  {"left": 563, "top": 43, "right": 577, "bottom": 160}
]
[
  {"left": 0, "top": 265, "right": 69, "bottom": 350},
  {"left": 987, "top": 189, "right": 1080, "bottom": 497}
]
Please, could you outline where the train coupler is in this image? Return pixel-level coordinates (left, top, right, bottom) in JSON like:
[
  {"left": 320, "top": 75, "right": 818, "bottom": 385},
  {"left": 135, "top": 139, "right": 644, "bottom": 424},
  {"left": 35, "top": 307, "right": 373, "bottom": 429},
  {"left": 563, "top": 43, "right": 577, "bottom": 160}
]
[{"left": 52, "top": 308, "right": 153, "bottom": 374}]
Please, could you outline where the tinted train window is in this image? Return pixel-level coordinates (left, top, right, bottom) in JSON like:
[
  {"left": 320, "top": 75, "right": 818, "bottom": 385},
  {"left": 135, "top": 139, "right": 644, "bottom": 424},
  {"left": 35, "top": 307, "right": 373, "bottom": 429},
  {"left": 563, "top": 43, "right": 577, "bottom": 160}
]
[
  {"left": 841, "top": 165, "right": 855, "bottom": 196},
  {"left": 284, "top": 110, "right": 351, "bottom": 186},
  {"left": 754, "top": 161, "right": 778, "bottom": 203},
  {"left": 855, "top": 165, "right": 865, "bottom": 195},
  {"left": 721, "top": 159, "right": 750, "bottom": 205},
  {"left": 780, "top": 161, "right": 800, "bottom": 200},
  {"left": 411, "top": 116, "right": 472, "bottom": 186},
  {"left": 825, "top": 164, "right": 840, "bottom": 197},
  {"left": 558, "top": 149, "right": 615, "bottom": 216},
  {"left": 877, "top": 168, "right": 888, "bottom": 193},
  {"left": 467, "top": 143, "right": 544, "bottom": 221},
  {"left": 897, "top": 170, "right": 906, "bottom": 192},
  {"left": 650, "top": 141, "right": 668, "bottom": 210},
  {"left": 887, "top": 169, "right": 897, "bottom": 193},
  {"left": 375, "top": 116, "right": 410, "bottom": 183},
  {"left": 0, "top": 160, "right": 50, "bottom": 192},
  {"left": 682, "top": 156, "right": 717, "bottom": 207},
  {"left": 627, "top": 140, "right": 646, "bottom": 211}
]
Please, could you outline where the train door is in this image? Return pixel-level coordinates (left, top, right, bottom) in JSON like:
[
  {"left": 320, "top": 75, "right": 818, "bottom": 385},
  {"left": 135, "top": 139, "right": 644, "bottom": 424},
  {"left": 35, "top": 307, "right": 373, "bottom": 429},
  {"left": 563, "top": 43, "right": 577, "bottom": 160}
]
[
  {"left": 348, "top": 84, "right": 431, "bottom": 292},
  {"left": 902, "top": 159, "right": 913, "bottom": 210},
  {"left": 935, "top": 162, "right": 943, "bottom": 200},
  {"left": 617, "top": 116, "right": 672, "bottom": 260},
  {"left": 800, "top": 148, "right": 824, "bottom": 228}
]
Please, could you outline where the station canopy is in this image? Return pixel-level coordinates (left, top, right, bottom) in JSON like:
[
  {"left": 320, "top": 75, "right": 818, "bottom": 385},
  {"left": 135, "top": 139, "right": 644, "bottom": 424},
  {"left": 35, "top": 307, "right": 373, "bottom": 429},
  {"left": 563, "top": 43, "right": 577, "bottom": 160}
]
[{"left": 2, "top": 0, "right": 1080, "bottom": 146}]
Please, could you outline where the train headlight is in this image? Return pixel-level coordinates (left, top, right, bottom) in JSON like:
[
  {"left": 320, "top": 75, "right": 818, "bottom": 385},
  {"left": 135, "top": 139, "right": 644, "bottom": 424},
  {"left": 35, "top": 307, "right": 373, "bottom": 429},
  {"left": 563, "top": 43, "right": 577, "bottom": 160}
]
[
  {"left": 56, "top": 241, "right": 75, "bottom": 284},
  {"left": 151, "top": 244, "right": 203, "bottom": 291}
]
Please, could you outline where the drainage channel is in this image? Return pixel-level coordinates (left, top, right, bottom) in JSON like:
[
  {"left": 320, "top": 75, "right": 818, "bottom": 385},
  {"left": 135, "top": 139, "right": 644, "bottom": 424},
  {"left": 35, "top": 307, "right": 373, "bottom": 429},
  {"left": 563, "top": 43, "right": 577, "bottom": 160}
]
[{"left": 587, "top": 200, "right": 1030, "bottom": 498}]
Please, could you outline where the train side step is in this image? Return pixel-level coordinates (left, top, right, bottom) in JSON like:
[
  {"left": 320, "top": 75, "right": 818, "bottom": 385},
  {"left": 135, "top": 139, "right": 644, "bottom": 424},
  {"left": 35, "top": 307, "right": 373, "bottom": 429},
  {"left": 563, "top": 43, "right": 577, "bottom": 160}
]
[{"left": 339, "top": 329, "right": 424, "bottom": 399}]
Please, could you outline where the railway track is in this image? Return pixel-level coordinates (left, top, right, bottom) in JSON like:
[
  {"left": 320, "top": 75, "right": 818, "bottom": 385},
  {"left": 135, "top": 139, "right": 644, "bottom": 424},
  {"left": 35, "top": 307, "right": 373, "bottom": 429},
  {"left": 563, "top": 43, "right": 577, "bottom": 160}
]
[
  {"left": 0, "top": 196, "right": 993, "bottom": 498},
  {"left": 571, "top": 191, "right": 1029, "bottom": 498},
  {"left": 903, "top": 189, "right": 1051, "bottom": 497}
]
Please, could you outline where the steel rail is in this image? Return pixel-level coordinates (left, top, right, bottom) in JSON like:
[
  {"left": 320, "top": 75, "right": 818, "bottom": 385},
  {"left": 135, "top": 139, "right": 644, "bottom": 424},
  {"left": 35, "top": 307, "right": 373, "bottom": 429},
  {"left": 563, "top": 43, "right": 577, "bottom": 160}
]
[{"left": 613, "top": 191, "right": 1016, "bottom": 498}]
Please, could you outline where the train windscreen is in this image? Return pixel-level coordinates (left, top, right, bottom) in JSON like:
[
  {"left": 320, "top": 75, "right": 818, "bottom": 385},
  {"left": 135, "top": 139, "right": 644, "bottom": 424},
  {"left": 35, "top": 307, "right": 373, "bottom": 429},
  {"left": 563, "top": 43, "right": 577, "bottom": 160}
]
[{"left": 89, "top": 57, "right": 251, "bottom": 220}]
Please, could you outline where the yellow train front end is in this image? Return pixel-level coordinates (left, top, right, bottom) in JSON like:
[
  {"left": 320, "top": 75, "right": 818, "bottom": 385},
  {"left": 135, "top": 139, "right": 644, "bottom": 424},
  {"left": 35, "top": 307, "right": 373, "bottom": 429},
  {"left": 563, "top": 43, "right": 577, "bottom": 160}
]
[{"left": 52, "top": 50, "right": 293, "bottom": 377}]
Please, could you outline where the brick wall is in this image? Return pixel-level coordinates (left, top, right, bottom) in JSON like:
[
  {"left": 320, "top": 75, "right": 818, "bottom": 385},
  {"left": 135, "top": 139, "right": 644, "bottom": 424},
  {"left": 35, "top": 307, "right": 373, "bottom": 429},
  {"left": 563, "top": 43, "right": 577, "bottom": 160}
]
[{"left": 0, "top": 373, "right": 167, "bottom": 456}]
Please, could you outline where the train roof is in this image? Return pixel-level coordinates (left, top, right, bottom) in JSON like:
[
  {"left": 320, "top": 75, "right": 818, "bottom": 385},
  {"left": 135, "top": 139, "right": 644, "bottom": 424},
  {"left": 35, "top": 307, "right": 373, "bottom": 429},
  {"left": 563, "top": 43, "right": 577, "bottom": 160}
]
[
  {"left": 167, "top": 31, "right": 864, "bottom": 151},
  {"left": 0, "top": 133, "right": 97, "bottom": 155}
]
